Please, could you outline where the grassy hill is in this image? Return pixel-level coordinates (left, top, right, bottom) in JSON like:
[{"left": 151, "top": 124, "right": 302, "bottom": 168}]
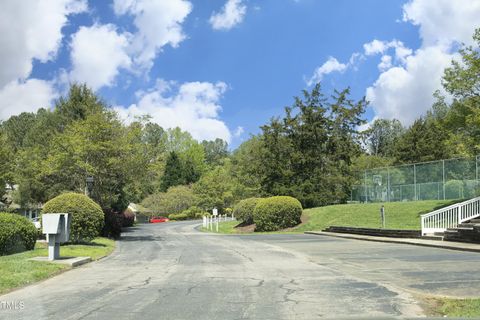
[
  {"left": 206, "top": 199, "right": 458, "bottom": 234},
  {"left": 294, "top": 199, "right": 456, "bottom": 232}
]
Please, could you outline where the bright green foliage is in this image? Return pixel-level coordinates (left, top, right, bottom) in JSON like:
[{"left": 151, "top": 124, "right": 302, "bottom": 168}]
[
  {"left": 230, "top": 136, "right": 263, "bottom": 198},
  {"left": 233, "top": 198, "right": 259, "bottom": 224},
  {"left": 441, "top": 28, "right": 480, "bottom": 156},
  {"left": 42, "top": 193, "right": 104, "bottom": 243},
  {"left": 0, "top": 213, "right": 37, "bottom": 255},
  {"left": 364, "top": 118, "right": 404, "bottom": 157},
  {"left": 253, "top": 196, "right": 302, "bottom": 232},
  {"left": 141, "top": 185, "right": 196, "bottom": 217},
  {"left": 168, "top": 213, "right": 188, "bottom": 220},
  {"left": 193, "top": 165, "right": 236, "bottom": 212},
  {"left": 181, "top": 206, "right": 209, "bottom": 219}
]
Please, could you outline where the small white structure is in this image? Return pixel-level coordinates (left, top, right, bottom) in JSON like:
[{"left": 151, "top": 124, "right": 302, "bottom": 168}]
[{"left": 42, "top": 213, "right": 71, "bottom": 261}]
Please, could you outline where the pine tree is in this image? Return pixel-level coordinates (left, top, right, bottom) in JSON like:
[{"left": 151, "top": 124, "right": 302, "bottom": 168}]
[{"left": 160, "top": 152, "right": 185, "bottom": 191}]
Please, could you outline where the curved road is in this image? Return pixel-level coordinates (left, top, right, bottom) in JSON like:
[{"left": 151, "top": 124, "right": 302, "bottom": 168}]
[{"left": 2, "top": 221, "right": 480, "bottom": 319}]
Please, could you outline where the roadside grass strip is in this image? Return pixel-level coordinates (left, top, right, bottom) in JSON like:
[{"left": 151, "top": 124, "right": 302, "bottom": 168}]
[{"left": 0, "top": 237, "right": 115, "bottom": 295}]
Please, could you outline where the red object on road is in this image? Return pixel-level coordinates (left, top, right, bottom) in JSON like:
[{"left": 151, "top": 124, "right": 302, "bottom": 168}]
[{"left": 149, "top": 216, "right": 169, "bottom": 223}]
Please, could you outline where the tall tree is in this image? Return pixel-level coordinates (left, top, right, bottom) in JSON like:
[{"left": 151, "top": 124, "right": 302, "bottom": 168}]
[
  {"left": 365, "top": 118, "right": 404, "bottom": 157},
  {"left": 259, "top": 84, "right": 366, "bottom": 207},
  {"left": 202, "top": 138, "right": 229, "bottom": 166},
  {"left": 160, "top": 152, "right": 185, "bottom": 191}
]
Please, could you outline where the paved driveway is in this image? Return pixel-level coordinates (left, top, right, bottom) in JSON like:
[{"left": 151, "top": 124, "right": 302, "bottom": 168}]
[{"left": 2, "top": 221, "right": 480, "bottom": 319}]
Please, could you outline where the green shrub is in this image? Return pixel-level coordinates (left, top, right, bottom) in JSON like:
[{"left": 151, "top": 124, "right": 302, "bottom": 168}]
[
  {"left": 102, "top": 209, "right": 122, "bottom": 239},
  {"left": 0, "top": 213, "right": 37, "bottom": 255},
  {"left": 181, "top": 206, "right": 209, "bottom": 219},
  {"left": 233, "top": 198, "right": 259, "bottom": 224},
  {"left": 169, "top": 213, "right": 189, "bottom": 220},
  {"left": 253, "top": 196, "right": 302, "bottom": 231},
  {"left": 42, "top": 193, "right": 104, "bottom": 243}
]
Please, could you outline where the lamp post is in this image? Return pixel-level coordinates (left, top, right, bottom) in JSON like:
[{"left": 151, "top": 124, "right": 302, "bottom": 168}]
[{"left": 86, "top": 176, "right": 94, "bottom": 197}]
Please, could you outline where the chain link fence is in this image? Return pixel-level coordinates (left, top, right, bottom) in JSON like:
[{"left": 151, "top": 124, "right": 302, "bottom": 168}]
[{"left": 351, "top": 156, "right": 480, "bottom": 203}]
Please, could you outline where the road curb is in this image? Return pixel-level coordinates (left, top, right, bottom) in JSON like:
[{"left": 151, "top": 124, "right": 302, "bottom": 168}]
[{"left": 305, "top": 231, "right": 480, "bottom": 253}]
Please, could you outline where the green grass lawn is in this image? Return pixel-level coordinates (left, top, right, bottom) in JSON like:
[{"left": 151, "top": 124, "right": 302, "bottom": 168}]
[
  {"left": 426, "top": 297, "right": 480, "bottom": 318},
  {"left": 203, "top": 199, "right": 456, "bottom": 235},
  {"left": 0, "top": 237, "right": 115, "bottom": 295},
  {"left": 295, "top": 199, "right": 455, "bottom": 232}
]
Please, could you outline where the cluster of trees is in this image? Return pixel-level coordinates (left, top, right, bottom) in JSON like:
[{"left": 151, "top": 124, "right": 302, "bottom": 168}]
[
  {"left": 0, "top": 85, "right": 232, "bottom": 213},
  {"left": 1, "top": 28, "right": 478, "bottom": 213}
]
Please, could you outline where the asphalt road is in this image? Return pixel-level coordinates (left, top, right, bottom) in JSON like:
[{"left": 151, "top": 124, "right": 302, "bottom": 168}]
[{"left": 2, "top": 221, "right": 480, "bottom": 320}]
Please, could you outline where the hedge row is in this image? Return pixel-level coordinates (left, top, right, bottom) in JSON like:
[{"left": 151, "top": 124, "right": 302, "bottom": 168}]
[
  {"left": 234, "top": 196, "right": 303, "bottom": 232},
  {"left": 0, "top": 213, "right": 37, "bottom": 255}
]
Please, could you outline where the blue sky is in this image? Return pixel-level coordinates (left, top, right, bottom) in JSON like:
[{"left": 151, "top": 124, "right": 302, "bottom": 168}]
[{"left": 1, "top": 0, "right": 479, "bottom": 148}]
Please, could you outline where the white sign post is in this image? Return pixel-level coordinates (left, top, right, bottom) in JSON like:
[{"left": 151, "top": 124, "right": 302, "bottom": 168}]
[{"left": 212, "top": 208, "right": 218, "bottom": 216}]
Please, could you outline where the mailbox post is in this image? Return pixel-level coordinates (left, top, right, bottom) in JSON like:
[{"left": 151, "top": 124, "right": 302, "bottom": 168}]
[{"left": 42, "top": 213, "right": 71, "bottom": 261}]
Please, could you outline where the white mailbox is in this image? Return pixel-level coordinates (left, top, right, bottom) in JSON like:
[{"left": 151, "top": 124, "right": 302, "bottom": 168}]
[{"left": 42, "top": 213, "right": 70, "bottom": 261}]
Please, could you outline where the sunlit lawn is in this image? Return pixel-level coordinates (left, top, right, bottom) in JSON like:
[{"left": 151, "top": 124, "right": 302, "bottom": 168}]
[
  {"left": 0, "top": 237, "right": 115, "bottom": 295},
  {"left": 203, "top": 199, "right": 457, "bottom": 234}
]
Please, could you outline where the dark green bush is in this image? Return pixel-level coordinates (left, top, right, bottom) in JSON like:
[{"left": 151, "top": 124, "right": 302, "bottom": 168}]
[
  {"left": 181, "top": 206, "right": 209, "bottom": 219},
  {"left": 102, "top": 209, "right": 122, "bottom": 239},
  {"left": 168, "top": 213, "right": 189, "bottom": 220},
  {"left": 253, "top": 196, "right": 302, "bottom": 232},
  {"left": 42, "top": 192, "right": 104, "bottom": 243},
  {"left": 233, "top": 198, "right": 259, "bottom": 224},
  {"left": 0, "top": 212, "right": 37, "bottom": 255}
]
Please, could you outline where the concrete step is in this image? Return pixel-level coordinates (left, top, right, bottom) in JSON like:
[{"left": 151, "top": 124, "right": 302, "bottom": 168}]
[
  {"left": 421, "top": 235, "right": 444, "bottom": 241},
  {"left": 323, "top": 226, "right": 421, "bottom": 238}
]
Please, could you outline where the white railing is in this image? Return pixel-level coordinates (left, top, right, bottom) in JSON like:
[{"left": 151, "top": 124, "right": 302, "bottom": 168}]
[{"left": 421, "top": 196, "right": 480, "bottom": 235}]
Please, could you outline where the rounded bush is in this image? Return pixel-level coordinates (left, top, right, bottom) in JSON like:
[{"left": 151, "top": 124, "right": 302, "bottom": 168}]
[
  {"left": 0, "top": 212, "right": 37, "bottom": 255},
  {"left": 42, "top": 192, "right": 104, "bottom": 243},
  {"left": 233, "top": 198, "right": 259, "bottom": 225},
  {"left": 253, "top": 196, "right": 302, "bottom": 232}
]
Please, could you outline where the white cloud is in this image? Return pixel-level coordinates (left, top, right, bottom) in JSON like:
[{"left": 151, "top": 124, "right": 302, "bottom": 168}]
[
  {"left": 0, "top": 0, "right": 87, "bottom": 87},
  {"left": 69, "top": 24, "right": 131, "bottom": 90},
  {"left": 0, "top": 79, "right": 57, "bottom": 120},
  {"left": 366, "top": 46, "right": 457, "bottom": 124},
  {"left": 363, "top": 39, "right": 389, "bottom": 56},
  {"left": 403, "top": 0, "right": 480, "bottom": 47},
  {"left": 115, "top": 80, "right": 232, "bottom": 142},
  {"left": 364, "top": 0, "right": 480, "bottom": 126},
  {"left": 378, "top": 55, "right": 392, "bottom": 71},
  {"left": 363, "top": 39, "right": 412, "bottom": 63},
  {"left": 209, "top": 0, "right": 247, "bottom": 30},
  {"left": 113, "top": 0, "right": 192, "bottom": 71},
  {"left": 306, "top": 57, "right": 348, "bottom": 86}
]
